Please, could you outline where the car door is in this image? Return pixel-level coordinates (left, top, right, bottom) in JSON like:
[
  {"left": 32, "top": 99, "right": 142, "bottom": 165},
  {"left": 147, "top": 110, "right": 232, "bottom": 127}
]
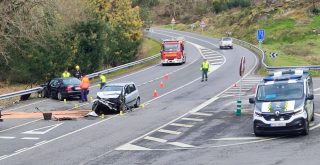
[
  {"left": 124, "top": 85, "right": 134, "bottom": 106},
  {"left": 49, "top": 79, "right": 59, "bottom": 98}
]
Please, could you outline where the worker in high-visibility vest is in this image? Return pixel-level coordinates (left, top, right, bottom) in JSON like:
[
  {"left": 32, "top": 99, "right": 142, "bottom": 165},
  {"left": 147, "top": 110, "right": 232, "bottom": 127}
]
[
  {"left": 200, "top": 59, "right": 209, "bottom": 82},
  {"left": 73, "top": 65, "right": 81, "bottom": 79},
  {"left": 62, "top": 70, "right": 71, "bottom": 78},
  {"left": 80, "top": 73, "right": 90, "bottom": 102},
  {"left": 99, "top": 74, "right": 107, "bottom": 89}
]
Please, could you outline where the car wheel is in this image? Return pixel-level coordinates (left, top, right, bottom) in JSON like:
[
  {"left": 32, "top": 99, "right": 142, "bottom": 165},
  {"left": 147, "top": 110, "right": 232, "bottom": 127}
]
[
  {"left": 219, "top": 46, "right": 223, "bottom": 49},
  {"left": 230, "top": 46, "right": 233, "bottom": 49},
  {"left": 57, "top": 92, "right": 64, "bottom": 101},
  {"left": 301, "top": 119, "right": 309, "bottom": 135},
  {"left": 134, "top": 97, "right": 140, "bottom": 108},
  {"left": 41, "top": 88, "right": 48, "bottom": 98}
]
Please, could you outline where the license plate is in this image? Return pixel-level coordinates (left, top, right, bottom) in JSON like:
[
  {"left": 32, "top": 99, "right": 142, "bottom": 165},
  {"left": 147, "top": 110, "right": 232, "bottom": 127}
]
[
  {"left": 270, "top": 123, "right": 286, "bottom": 127},
  {"left": 75, "top": 87, "right": 81, "bottom": 90}
]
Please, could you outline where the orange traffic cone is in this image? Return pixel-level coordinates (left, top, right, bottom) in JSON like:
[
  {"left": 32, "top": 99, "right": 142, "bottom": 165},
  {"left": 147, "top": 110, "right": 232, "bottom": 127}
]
[
  {"left": 153, "top": 90, "right": 158, "bottom": 97},
  {"left": 164, "top": 73, "right": 169, "bottom": 80},
  {"left": 160, "top": 81, "right": 165, "bottom": 88}
]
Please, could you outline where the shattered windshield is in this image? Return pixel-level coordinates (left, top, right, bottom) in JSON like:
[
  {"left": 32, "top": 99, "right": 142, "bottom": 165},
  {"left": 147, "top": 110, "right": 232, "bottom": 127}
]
[
  {"left": 257, "top": 82, "right": 304, "bottom": 101},
  {"left": 102, "top": 85, "right": 123, "bottom": 92}
]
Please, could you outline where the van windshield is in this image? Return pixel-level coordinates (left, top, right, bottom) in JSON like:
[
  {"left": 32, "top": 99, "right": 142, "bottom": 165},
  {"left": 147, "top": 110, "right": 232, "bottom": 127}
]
[
  {"left": 102, "top": 85, "right": 123, "bottom": 92},
  {"left": 257, "top": 82, "right": 304, "bottom": 101}
]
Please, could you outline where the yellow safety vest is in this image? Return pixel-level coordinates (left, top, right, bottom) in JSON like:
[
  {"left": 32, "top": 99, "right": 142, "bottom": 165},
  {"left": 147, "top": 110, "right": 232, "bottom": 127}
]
[
  {"left": 201, "top": 61, "right": 209, "bottom": 70},
  {"left": 100, "top": 75, "right": 107, "bottom": 83},
  {"left": 62, "top": 72, "right": 71, "bottom": 78}
]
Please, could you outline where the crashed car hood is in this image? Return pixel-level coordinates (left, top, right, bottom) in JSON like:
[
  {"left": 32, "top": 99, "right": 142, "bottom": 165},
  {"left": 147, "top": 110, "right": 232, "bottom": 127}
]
[
  {"left": 97, "top": 91, "right": 121, "bottom": 99},
  {"left": 256, "top": 99, "right": 304, "bottom": 113}
]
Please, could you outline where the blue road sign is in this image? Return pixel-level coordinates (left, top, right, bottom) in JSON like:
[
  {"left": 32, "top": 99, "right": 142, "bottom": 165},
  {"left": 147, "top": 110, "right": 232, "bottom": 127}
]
[{"left": 257, "top": 29, "right": 265, "bottom": 42}]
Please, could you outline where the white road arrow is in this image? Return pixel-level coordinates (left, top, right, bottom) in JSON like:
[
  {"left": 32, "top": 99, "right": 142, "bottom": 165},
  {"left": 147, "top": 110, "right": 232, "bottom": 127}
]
[{"left": 22, "top": 123, "right": 63, "bottom": 135}]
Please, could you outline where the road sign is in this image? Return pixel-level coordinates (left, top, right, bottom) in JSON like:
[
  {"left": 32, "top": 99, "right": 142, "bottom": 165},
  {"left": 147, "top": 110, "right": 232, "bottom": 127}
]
[
  {"left": 270, "top": 52, "right": 278, "bottom": 58},
  {"left": 200, "top": 21, "right": 206, "bottom": 28},
  {"left": 171, "top": 18, "right": 176, "bottom": 25},
  {"left": 239, "top": 56, "right": 246, "bottom": 77},
  {"left": 257, "top": 29, "right": 265, "bottom": 42}
]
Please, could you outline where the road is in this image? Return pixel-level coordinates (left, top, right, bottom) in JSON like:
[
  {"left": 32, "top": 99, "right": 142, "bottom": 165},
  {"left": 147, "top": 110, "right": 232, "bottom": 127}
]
[{"left": 0, "top": 29, "right": 318, "bottom": 165}]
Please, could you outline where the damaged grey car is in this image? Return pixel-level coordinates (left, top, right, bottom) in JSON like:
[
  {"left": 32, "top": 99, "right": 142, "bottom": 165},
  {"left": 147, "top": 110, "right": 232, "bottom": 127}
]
[{"left": 92, "top": 82, "right": 140, "bottom": 114}]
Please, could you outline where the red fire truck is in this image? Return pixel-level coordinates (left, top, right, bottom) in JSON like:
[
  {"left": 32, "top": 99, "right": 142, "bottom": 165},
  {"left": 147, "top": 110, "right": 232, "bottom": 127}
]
[{"left": 160, "top": 37, "right": 186, "bottom": 65}]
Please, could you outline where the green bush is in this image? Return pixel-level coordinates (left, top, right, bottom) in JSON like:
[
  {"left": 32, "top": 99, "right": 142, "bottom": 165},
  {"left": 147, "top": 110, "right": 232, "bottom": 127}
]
[{"left": 212, "top": 0, "right": 251, "bottom": 13}]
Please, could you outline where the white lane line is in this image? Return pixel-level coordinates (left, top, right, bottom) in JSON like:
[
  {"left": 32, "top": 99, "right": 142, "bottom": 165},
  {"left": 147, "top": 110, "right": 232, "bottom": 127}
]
[
  {"left": 181, "top": 118, "right": 204, "bottom": 122},
  {"left": 170, "top": 123, "right": 194, "bottom": 128},
  {"left": 0, "top": 116, "right": 118, "bottom": 161},
  {"left": 158, "top": 129, "right": 181, "bottom": 135},
  {"left": 314, "top": 88, "right": 320, "bottom": 92},
  {"left": 211, "top": 137, "right": 264, "bottom": 141},
  {"left": 116, "top": 143, "right": 150, "bottom": 151},
  {"left": 242, "top": 79, "right": 261, "bottom": 82},
  {"left": 310, "top": 123, "right": 320, "bottom": 130},
  {"left": 21, "top": 137, "right": 40, "bottom": 140},
  {"left": 0, "top": 155, "right": 9, "bottom": 160},
  {"left": 35, "top": 140, "right": 47, "bottom": 146},
  {"left": 190, "top": 97, "right": 219, "bottom": 113},
  {"left": 15, "top": 148, "right": 29, "bottom": 153},
  {"left": 189, "top": 112, "right": 212, "bottom": 116},
  {"left": 314, "top": 113, "right": 320, "bottom": 117},
  {"left": 0, "top": 119, "right": 42, "bottom": 133},
  {"left": 228, "top": 88, "right": 251, "bottom": 91},
  {"left": 224, "top": 92, "right": 246, "bottom": 94},
  {"left": 144, "top": 136, "right": 168, "bottom": 143},
  {"left": 0, "top": 136, "right": 16, "bottom": 139},
  {"left": 167, "top": 142, "right": 194, "bottom": 148},
  {"left": 210, "top": 62, "right": 223, "bottom": 65},
  {"left": 208, "top": 59, "right": 224, "bottom": 62},
  {"left": 22, "top": 123, "right": 63, "bottom": 135}
]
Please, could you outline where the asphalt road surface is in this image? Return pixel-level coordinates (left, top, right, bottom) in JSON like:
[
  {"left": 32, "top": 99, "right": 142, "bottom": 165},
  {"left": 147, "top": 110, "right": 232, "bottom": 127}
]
[{"left": 1, "top": 29, "right": 319, "bottom": 165}]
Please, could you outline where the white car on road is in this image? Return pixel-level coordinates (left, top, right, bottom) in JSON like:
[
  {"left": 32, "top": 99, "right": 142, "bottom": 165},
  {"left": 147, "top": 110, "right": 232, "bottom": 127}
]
[{"left": 219, "top": 37, "right": 233, "bottom": 49}]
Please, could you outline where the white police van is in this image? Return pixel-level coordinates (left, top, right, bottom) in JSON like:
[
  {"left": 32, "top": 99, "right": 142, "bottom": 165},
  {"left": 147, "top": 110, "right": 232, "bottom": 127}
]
[{"left": 249, "top": 70, "right": 314, "bottom": 136}]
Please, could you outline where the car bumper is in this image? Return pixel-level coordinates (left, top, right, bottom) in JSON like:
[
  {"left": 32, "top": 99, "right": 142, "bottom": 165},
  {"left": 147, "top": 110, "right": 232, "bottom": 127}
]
[
  {"left": 254, "top": 117, "right": 307, "bottom": 135},
  {"left": 161, "top": 58, "right": 183, "bottom": 64},
  {"left": 62, "top": 91, "right": 81, "bottom": 97}
]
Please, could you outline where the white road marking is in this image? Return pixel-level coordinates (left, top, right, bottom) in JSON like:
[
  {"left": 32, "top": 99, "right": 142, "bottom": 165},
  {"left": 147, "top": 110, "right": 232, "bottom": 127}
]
[
  {"left": 167, "top": 142, "right": 194, "bottom": 148},
  {"left": 189, "top": 112, "right": 212, "bottom": 116},
  {"left": 208, "top": 59, "right": 223, "bottom": 62},
  {"left": 0, "top": 119, "right": 42, "bottom": 133},
  {"left": 170, "top": 123, "right": 194, "bottom": 128},
  {"left": 22, "top": 123, "right": 63, "bottom": 135},
  {"left": 0, "top": 116, "right": 117, "bottom": 161},
  {"left": 189, "top": 97, "right": 219, "bottom": 113},
  {"left": 0, "top": 136, "right": 16, "bottom": 139},
  {"left": 310, "top": 123, "right": 320, "bottom": 130},
  {"left": 181, "top": 118, "right": 204, "bottom": 122},
  {"left": 211, "top": 137, "right": 264, "bottom": 141},
  {"left": 116, "top": 143, "right": 150, "bottom": 151},
  {"left": 35, "top": 140, "right": 47, "bottom": 146},
  {"left": 144, "top": 136, "right": 168, "bottom": 143},
  {"left": 21, "top": 137, "right": 40, "bottom": 140},
  {"left": 205, "top": 56, "right": 222, "bottom": 59},
  {"left": 158, "top": 129, "right": 181, "bottom": 135},
  {"left": 0, "top": 155, "right": 9, "bottom": 159},
  {"left": 314, "top": 87, "right": 320, "bottom": 91},
  {"left": 15, "top": 148, "right": 29, "bottom": 153},
  {"left": 314, "top": 113, "right": 320, "bottom": 117}
]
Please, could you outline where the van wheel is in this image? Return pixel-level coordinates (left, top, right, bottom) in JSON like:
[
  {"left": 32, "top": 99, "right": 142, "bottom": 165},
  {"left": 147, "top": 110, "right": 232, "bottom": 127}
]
[
  {"left": 301, "top": 119, "right": 309, "bottom": 135},
  {"left": 134, "top": 97, "right": 140, "bottom": 108},
  {"left": 253, "top": 124, "right": 262, "bottom": 137}
]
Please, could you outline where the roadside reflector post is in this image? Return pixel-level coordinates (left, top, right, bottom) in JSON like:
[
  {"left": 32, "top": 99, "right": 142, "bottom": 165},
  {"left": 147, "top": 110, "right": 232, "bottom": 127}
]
[{"left": 235, "top": 100, "right": 242, "bottom": 116}]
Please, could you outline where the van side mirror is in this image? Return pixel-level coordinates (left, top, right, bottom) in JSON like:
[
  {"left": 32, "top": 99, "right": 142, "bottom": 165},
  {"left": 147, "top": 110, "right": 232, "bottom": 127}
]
[
  {"left": 307, "top": 94, "right": 314, "bottom": 100},
  {"left": 249, "top": 97, "right": 255, "bottom": 104}
]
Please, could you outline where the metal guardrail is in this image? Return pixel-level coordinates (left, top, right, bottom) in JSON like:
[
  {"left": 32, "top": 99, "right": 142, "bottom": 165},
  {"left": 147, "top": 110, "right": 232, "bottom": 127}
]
[
  {"left": 0, "top": 53, "right": 160, "bottom": 101},
  {"left": 233, "top": 38, "right": 320, "bottom": 71}
]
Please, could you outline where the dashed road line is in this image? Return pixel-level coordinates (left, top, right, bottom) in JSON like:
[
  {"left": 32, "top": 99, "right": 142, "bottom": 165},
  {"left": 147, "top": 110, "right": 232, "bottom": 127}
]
[
  {"left": 158, "top": 129, "right": 181, "bottom": 135},
  {"left": 0, "top": 136, "right": 16, "bottom": 139},
  {"left": 21, "top": 137, "right": 40, "bottom": 140},
  {"left": 210, "top": 137, "right": 264, "bottom": 141},
  {"left": 144, "top": 136, "right": 168, "bottom": 143},
  {"left": 116, "top": 143, "right": 150, "bottom": 151},
  {"left": 181, "top": 118, "right": 204, "bottom": 122},
  {"left": 189, "top": 112, "right": 212, "bottom": 116},
  {"left": 170, "top": 123, "right": 194, "bottom": 128}
]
